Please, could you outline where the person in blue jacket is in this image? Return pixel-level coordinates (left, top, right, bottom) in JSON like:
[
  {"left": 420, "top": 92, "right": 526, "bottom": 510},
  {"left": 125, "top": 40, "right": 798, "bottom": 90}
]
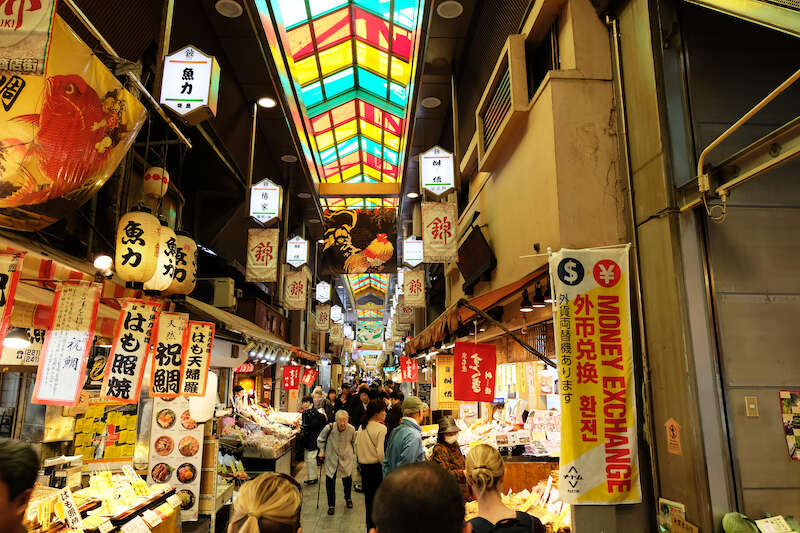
[{"left": 383, "top": 396, "right": 428, "bottom": 477}]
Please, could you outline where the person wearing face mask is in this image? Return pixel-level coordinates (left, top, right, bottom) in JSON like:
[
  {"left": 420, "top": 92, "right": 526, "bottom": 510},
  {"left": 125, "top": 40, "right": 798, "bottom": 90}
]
[{"left": 428, "top": 416, "right": 470, "bottom": 501}]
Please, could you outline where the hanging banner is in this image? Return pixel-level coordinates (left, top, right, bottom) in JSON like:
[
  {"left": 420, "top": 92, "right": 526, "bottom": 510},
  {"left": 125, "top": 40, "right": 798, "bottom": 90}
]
[
  {"left": 436, "top": 355, "right": 459, "bottom": 410},
  {"left": 321, "top": 208, "right": 397, "bottom": 274},
  {"left": 329, "top": 322, "right": 343, "bottom": 345},
  {"left": 356, "top": 321, "right": 384, "bottom": 346},
  {"left": 284, "top": 269, "right": 307, "bottom": 310},
  {"left": 0, "top": 16, "right": 147, "bottom": 231},
  {"left": 403, "top": 269, "right": 426, "bottom": 308},
  {"left": 0, "top": 252, "right": 24, "bottom": 339},
  {"left": 151, "top": 312, "right": 190, "bottom": 398},
  {"left": 286, "top": 236, "right": 309, "bottom": 268},
  {"left": 453, "top": 342, "right": 496, "bottom": 403},
  {"left": 0, "top": 327, "right": 44, "bottom": 366},
  {"left": 246, "top": 228, "right": 279, "bottom": 282},
  {"left": 0, "top": 0, "right": 57, "bottom": 77},
  {"left": 403, "top": 237, "right": 423, "bottom": 267},
  {"left": 343, "top": 337, "right": 353, "bottom": 353},
  {"left": 422, "top": 201, "right": 458, "bottom": 263},
  {"left": 33, "top": 281, "right": 101, "bottom": 405},
  {"left": 419, "top": 145, "right": 455, "bottom": 197},
  {"left": 315, "top": 281, "right": 331, "bottom": 303},
  {"left": 315, "top": 304, "right": 330, "bottom": 331},
  {"left": 301, "top": 367, "right": 318, "bottom": 387},
  {"left": 396, "top": 301, "right": 414, "bottom": 325},
  {"left": 400, "top": 356, "right": 418, "bottom": 383},
  {"left": 249, "top": 178, "right": 281, "bottom": 224},
  {"left": 330, "top": 304, "right": 343, "bottom": 323},
  {"left": 282, "top": 365, "right": 300, "bottom": 390},
  {"left": 159, "top": 45, "right": 220, "bottom": 125},
  {"left": 100, "top": 299, "right": 160, "bottom": 404},
  {"left": 549, "top": 245, "right": 640, "bottom": 504},
  {"left": 181, "top": 321, "right": 214, "bottom": 397}
]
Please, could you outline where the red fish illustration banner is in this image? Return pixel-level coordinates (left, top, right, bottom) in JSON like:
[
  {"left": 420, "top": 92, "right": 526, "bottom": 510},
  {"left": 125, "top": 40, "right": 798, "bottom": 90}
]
[
  {"left": 400, "top": 356, "right": 418, "bottom": 383},
  {"left": 321, "top": 208, "right": 397, "bottom": 275},
  {"left": 0, "top": 252, "right": 24, "bottom": 340},
  {"left": 300, "top": 367, "right": 318, "bottom": 387},
  {"left": 284, "top": 269, "right": 307, "bottom": 311},
  {"left": 181, "top": 321, "right": 214, "bottom": 397},
  {"left": 282, "top": 365, "right": 300, "bottom": 390},
  {"left": 453, "top": 342, "right": 496, "bottom": 403},
  {"left": 101, "top": 300, "right": 160, "bottom": 404},
  {"left": 403, "top": 269, "right": 425, "bottom": 308},
  {"left": 246, "top": 228, "right": 279, "bottom": 282},
  {"left": 422, "top": 201, "right": 457, "bottom": 263},
  {"left": 151, "top": 312, "right": 190, "bottom": 398},
  {"left": 0, "top": 15, "right": 146, "bottom": 230},
  {"left": 0, "top": 0, "right": 57, "bottom": 77},
  {"left": 33, "top": 281, "right": 101, "bottom": 405}
]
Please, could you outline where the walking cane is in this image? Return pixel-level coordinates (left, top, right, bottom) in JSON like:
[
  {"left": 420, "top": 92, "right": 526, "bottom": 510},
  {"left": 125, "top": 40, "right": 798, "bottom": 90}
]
[{"left": 316, "top": 461, "right": 323, "bottom": 509}]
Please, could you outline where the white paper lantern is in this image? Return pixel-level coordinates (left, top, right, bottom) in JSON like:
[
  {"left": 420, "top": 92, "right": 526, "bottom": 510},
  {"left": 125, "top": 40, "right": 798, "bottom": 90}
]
[
  {"left": 165, "top": 232, "right": 198, "bottom": 295},
  {"left": 115, "top": 207, "right": 160, "bottom": 287},
  {"left": 188, "top": 371, "right": 218, "bottom": 422},
  {"left": 143, "top": 167, "right": 169, "bottom": 198},
  {"left": 143, "top": 221, "right": 177, "bottom": 292}
]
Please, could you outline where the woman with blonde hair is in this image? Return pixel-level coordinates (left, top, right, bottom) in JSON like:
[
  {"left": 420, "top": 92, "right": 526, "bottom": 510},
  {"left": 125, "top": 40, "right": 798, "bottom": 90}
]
[
  {"left": 465, "top": 444, "right": 545, "bottom": 533},
  {"left": 227, "top": 472, "right": 302, "bottom": 533}
]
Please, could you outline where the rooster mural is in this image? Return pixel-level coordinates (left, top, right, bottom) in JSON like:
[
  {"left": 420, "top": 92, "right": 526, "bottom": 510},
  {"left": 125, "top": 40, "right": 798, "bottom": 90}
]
[{"left": 321, "top": 208, "right": 397, "bottom": 275}]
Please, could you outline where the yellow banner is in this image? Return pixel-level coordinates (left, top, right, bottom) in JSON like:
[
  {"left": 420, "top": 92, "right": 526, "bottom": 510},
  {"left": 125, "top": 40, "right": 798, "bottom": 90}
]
[
  {"left": 436, "top": 355, "right": 459, "bottom": 410},
  {"left": 549, "top": 245, "right": 640, "bottom": 504}
]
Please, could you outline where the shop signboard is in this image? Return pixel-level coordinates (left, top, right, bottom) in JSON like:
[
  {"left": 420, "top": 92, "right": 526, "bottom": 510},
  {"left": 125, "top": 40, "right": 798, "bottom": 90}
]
[
  {"left": 159, "top": 45, "right": 220, "bottom": 125},
  {"left": 301, "top": 367, "right": 318, "bottom": 387},
  {"left": 453, "top": 342, "right": 496, "bottom": 403},
  {"left": 403, "top": 268, "right": 425, "bottom": 308},
  {"left": 0, "top": 252, "right": 24, "bottom": 340},
  {"left": 315, "top": 304, "right": 330, "bottom": 331},
  {"left": 419, "top": 146, "right": 454, "bottom": 197},
  {"left": 245, "top": 228, "right": 279, "bottom": 282},
  {"left": 343, "top": 337, "right": 353, "bottom": 354},
  {"left": 403, "top": 237, "right": 423, "bottom": 267},
  {"left": 329, "top": 322, "right": 343, "bottom": 345},
  {"left": 100, "top": 299, "right": 160, "bottom": 404},
  {"left": 0, "top": 327, "right": 44, "bottom": 366},
  {"left": 0, "top": 0, "right": 56, "bottom": 77},
  {"left": 180, "top": 321, "right": 214, "bottom": 397},
  {"left": 286, "top": 236, "right": 309, "bottom": 268},
  {"left": 549, "top": 245, "right": 641, "bottom": 504},
  {"left": 400, "top": 356, "right": 418, "bottom": 383},
  {"left": 422, "top": 201, "right": 457, "bottom": 263},
  {"left": 436, "top": 355, "right": 459, "bottom": 410},
  {"left": 282, "top": 365, "right": 300, "bottom": 390},
  {"left": 33, "top": 281, "right": 101, "bottom": 406},
  {"left": 249, "top": 178, "right": 281, "bottom": 224},
  {"left": 315, "top": 281, "right": 331, "bottom": 303},
  {"left": 151, "top": 312, "right": 190, "bottom": 398},
  {"left": 396, "top": 301, "right": 414, "bottom": 325},
  {"left": 330, "top": 304, "right": 343, "bottom": 323},
  {"left": 284, "top": 269, "right": 307, "bottom": 310},
  {"left": 779, "top": 390, "right": 800, "bottom": 461}
]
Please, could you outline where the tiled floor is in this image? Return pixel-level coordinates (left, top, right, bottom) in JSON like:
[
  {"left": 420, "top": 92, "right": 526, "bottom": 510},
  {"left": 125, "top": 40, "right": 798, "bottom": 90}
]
[{"left": 300, "top": 464, "right": 367, "bottom": 533}]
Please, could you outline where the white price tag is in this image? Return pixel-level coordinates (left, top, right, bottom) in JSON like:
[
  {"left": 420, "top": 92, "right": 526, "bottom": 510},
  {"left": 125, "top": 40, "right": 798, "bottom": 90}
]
[
  {"left": 98, "top": 520, "right": 114, "bottom": 533},
  {"left": 121, "top": 516, "right": 151, "bottom": 533},
  {"left": 142, "top": 509, "right": 162, "bottom": 527},
  {"left": 167, "top": 494, "right": 183, "bottom": 509},
  {"left": 122, "top": 465, "right": 140, "bottom": 483}
]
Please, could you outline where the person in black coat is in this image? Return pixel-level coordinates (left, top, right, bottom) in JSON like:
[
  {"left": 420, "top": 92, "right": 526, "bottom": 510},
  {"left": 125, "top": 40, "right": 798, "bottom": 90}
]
[
  {"left": 300, "top": 395, "right": 327, "bottom": 485},
  {"left": 335, "top": 384, "right": 352, "bottom": 413}
]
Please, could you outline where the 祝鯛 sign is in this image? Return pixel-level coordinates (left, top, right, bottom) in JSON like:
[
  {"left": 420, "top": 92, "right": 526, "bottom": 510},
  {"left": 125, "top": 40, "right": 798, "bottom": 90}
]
[
  {"left": 249, "top": 178, "right": 280, "bottom": 224},
  {"left": 0, "top": 252, "right": 24, "bottom": 339},
  {"left": 453, "top": 342, "right": 496, "bottom": 403},
  {"left": 301, "top": 367, "right": 318, "bottom": 387},
  {"left": 422, "top": 201, "right": 457, "bottom": 263},
  {"left": 0, "top": 0, "right": 57, "bottom": 77},
  {"left": 315, "top": 281, "right": 331, "bottom": 303},
  {"left": 284, "top": 269, "right": 307, "bottom": 310},
  {"left": 436, "top": 355, "right": 459, "bottom": 410},
  {"left": 101, "top": 299, "right": 160, "bottom": 404},
  {"left": 246, "top": 228, "right": 279, "bottom": 282},
  {"left": 403, "top": 269, "right": 425, "bottom": 308},
  {"left": 286, "top": 236, "right": 309, "bottom": 268},
  {"left": 33, "top": 282, "right": 101, "bottom": 406},
  {"left": 159, "top": 45, "right": 220, "bottom": 125},
  {"left": 181, "top": 321, "right": 214, "bottom": 396},
  {"left": 315, "top": 304, "right": 330, "bottom": 331},
  {"left": 282, "top": 365, "right": 300, "bottom": 390},
  {"left": 151, "top": 312, "right": 190, "bottom": 398},
  {"left": 400, "top": 356, "right": 418, "bottom": 383},
  {"left": 419, "top": 146, "right": 454, "bottom": 197},
  {"left": 549, "top": 245, "right": 640, "bottom": 504},
  {"left": 403, "top": 237, "right": 423, "bottom": 267}
]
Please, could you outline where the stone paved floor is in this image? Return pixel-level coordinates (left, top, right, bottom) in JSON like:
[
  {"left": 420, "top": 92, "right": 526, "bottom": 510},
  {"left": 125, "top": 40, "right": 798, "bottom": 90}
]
[{"left": 299, "top": 462, "right": 367, "bottom": 533}]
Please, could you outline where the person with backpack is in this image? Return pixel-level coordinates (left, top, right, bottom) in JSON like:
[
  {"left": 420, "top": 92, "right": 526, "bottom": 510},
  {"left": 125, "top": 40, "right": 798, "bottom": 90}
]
[
  {"left": 465, "top": 444, "right": 546, "bottom": 533},
  {"left": 299, "top": 395, "right": 326, "bottom": 485},
  {"left": 354, "top": 399, "right": 388, "bottom": 532},
  {"left": 317, "top": 410, "right": 356, "bottom": 516}
]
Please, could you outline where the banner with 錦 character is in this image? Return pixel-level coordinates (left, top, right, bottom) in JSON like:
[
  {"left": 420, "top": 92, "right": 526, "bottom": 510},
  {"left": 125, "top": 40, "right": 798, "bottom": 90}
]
[
  {"left": 301, "top": 367, "right": 318, "bottom": 387},
  {"left": 100, "top": 299, "right": 160, "bottom": 404},
  {"left": 181, "top": 321, "right": 214, "bottom": 397},
  {"left": 453, "top": 342, "right": 496, "bottom": 403},
  {"left": 0, "top": 252, "right": 24, "bottom": 340},
  {"left": 0, "top": 0, "right": 57, "bottom": 77},
  {"left": 329, "top": 322, "right": 343, "bottom": 346},
  {"left": 403, "top": 268, "right": 425, "bottom": 308},
  {"left": 422, "top": 201, "right": 457, "bottom": 263},
  {"left": 396, "top": 299, "right": 413, "bottom": 325},
  {"left": 284, "top": 269, "right": 307, "bottom": 310},
  {"left": 548, "top": 245, "right": 640, "bottom": 504},
  {"left": 246, "top": 228, "right": 278, "bottom": 282},
  {"left": 0, "top": 15, "right": 147, "bottom": 231},
  {"left": 151, "top": 312, "right": 190, "bottom": 398},
  {"left": 400, "top": 356, "right": 418, "bottom": 383},
  {"left": 436, "top": 355, "right": 459, "bottom": 410},
  {"left": 315, "top": 304, "right": 330, "bottom": 331},
  {"left": 282, "top": 365, "right": 300, "bottom": 390},
  {"left": 320, "top": 208, "right": 397, "bottom": 274}
]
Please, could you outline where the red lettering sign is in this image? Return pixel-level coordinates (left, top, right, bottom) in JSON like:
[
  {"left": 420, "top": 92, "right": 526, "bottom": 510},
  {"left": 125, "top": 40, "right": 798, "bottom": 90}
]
[
  {"left": 301, "top": 368, "right": 318, "bottom": 387},
  {"left": 399, "top": 356, "right": 418, "bottom": 382},
  {"left": 453, "top": 342, "right": 496, "bottom": 403},
  {"left": 282, "top": 365, "right": 301, "bottom": 390}
]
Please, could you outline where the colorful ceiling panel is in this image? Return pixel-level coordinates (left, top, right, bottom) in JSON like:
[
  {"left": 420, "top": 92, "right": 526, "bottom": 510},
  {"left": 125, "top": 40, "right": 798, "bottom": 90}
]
[
  {"left": 322, "top": 196, "right": 398, "bottom": 210},
  {"left": 348, "top": 273, "right": 389, "bottom": 294},
  {"left": 269, "top": 0, "right": 424, "bottom": 211},
  {"left": 357, "top": 308, "right": 383, "bottom": 319}
]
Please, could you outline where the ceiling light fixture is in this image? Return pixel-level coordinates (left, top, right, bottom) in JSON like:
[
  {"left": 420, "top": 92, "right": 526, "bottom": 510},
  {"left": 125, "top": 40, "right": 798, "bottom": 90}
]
[
  {"left": 317, "top": 239, "right": 324, "bottom": 244},
  {"left": 519, "top": 288, "right": 534, "bottom": 313},
  {"left": 281, "top": 154, "right": 298, "bottom": 163},
  {"left": 93, "top": 254, "right": 113, "bottom": 271},
  {"left": 257, "top": 97, "right": 277, "bottom": 108},
  {"left": 437, "top": 0, "right": 464, "bottom": 19},
  {"left": 420, "top": 96, "right": 441, "bottom": 109},
  {"left": 544, "top": 284, "right": 554, "bottom": 304},
  {"left": 298, "top": 192, "right": 312, "bottom": 199},
  {"left": 406, "top": 191, "right": 419, "bottom": 199},
  {"left": 532, "top": 287, "right": 547, "bottom": 308},
  {"left": 215, "top": 0, "right": 243, "bottom": 18},
  {"left": 3, "top": 328, "right": 30, "bottom": 349}
]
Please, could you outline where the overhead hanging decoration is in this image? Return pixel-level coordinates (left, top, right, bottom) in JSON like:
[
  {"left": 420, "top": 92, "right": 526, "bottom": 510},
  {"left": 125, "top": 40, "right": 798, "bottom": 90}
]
[
  {"left": 301, "top": 367, "right": 318, "bottom": 387},
  {"left": 422, "top": 200, "right": 457, "bottom": 263},
  {"left": 159, "top": 45, "right": 220, "bottom": 126},
  {"left": 165, "top": 232, "right": 198, "bottom": 295},
  {"left": 419, "top": 146, "right": 455, "bottom": 197},
  {"left": 330, "top": 304, "right": 343, "bottom": 323},
  {"left": 356, "top": 321, "right": 384, "bottom": 346},
  {"left": 403, "top": 268, "right": 425, "bottom": 308},
  {"left": 181, "top": 321, "right": 214, "bottom": 396},
  {"left": 143, "top": 167, "right": 170, "bottom": 198},
  {"left": 403, "top": 237, "right": 423, "bottom": 268},
  {"left": 246, "top": 228, "right": 279, "bottom": 282},
  {"left": 249, "top": 178, "right": 281, "bottom": 224},
  {"left": 400, "top": 356, "right": 418, "bottom": 383},
  {"left": 143, "top": 221, "right": 177, "bottom": 292},
  {"left": 115, "top": 207, "right": 160, "bottom": 288},
  {"left": 0, "top": 15, "right": 147, "bottom": 231},
  {"left": 396, "top": 300, "right": 414, "bottom": 325},
  {"left": 315, "top": 281, "right": 331, "bottom": 303},
  {"left": 0, "top": 0, "right": 57, "bottom": 77},
  {"left": 151, "top": 311, "right": 190, "bottom": 398},
  {"left": 284, "top": 269, "right": 308, "bottom": 310},
  {"left": 315, "top": 304, "right": 330, "bottom": 332},
  {"left": 286, "top": 236, "right": 309, "bottom": 268},
  {"left": 329, "top": 322, "right": 343, "bottom": 346},
  {"left": 321, "top": 209, "right": 397, "bottom": 275}
]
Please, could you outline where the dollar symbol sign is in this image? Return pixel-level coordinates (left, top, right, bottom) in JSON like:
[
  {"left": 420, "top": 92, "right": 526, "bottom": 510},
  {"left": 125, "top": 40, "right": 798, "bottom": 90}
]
[{"left": 564, "top": 260, "right": 579, "bottom": 283}]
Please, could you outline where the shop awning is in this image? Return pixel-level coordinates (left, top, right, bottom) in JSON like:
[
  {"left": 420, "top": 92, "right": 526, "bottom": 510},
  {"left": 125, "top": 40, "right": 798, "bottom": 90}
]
[
  {"left": 181, "top": 296, "right": 291, "bottom": 348},
  {"left": 405, "top": 266, "right": 548, "bottom": 355},
  {"left": 291, "top": 347, "right": 320, "bottom": 362}
]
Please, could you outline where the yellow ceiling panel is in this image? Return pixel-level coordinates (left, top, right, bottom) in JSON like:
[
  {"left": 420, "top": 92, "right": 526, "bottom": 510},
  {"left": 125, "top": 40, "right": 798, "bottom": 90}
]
[
  {"left": 359, "top": 119, "right": 382, "bottom": 143},
  {"left": 318, "top": 41, "right": 353, "bottom": 77},
  {"left": 342, "top": 165, "right": 361, "bottom": 180},
  {"left": 390, "top": 56, "right": 411, "bottom": 85},
  {"left": 384, "top": 131, "right": 400, "bottom": 152},
  {"left": 355, "top": 41, "right": 389, "bottom": 77},
  {"left": 363, "top": 164, "right": 381, "bottom": 180},
  {"left": 316, "top": 131, "right": 335, "bottom": 150},
  {"left": 294, "top": 55, "right": 320, "bottom": 86},
  {"left": 333, "top": 120, "right": 358, "bottom": 143}
]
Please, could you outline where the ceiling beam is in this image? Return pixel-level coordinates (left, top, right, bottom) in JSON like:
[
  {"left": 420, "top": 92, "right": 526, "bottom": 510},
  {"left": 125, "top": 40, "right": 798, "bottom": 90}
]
[{"left": 317, "top": 182, "right": 401, "bottom": 197}]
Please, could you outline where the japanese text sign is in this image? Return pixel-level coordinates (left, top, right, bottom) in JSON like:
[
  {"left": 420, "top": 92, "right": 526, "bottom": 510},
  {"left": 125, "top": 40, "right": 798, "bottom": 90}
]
[
  {"left": 246, "top": 228, "right": 279, "bottom": 282},
  {"left": 453, "top": 342, "right": 496, "bottom": 403},
  {"left": 284, "top": 269, "right": 307, "bottom": 310},
  {"left": 181, "top": 321, "right": 214, "bottom": 397},
  {"left": 151, "top": 312, "right": 190, "bottom": 398},
  {"left": 57, "top": 488, "right": 82, "bottom": 530},
  {"left": 101, "top": 299, "right": 161, "bottom": 403},
  {"left": 403, "top": 237, "right": 423, "bottom": 267},
  {"left": 283, "top": 365, "right": 300, "bottom": 390},
  {"left": 549, "top": 245, "right": 640, "bottom": 504},
  {"left": 249, "top": 178, "right": 280, "bottom": 224},
  {"left": 0, "top": 252, "right": 24, "bottom": 339},
  {"left": 159, "top": 45, "right": 220, "bottom": 125},
  {"left": 0, "top": 0, "right": 56, "bottom": 77},
  {"left": 422, "top": 201, "right": 458, "bottom": 263},
  {"left": 329, "top": 322, "right": 343, "bottom": 345},
  {"left": 330, "top": 304, "right": 343, "bottom": 323},
  {"left": 396, "top": 301, "right": 414, "bottom": 325},
  {"left": 436, "top": 355, "right": 459, "bottom": 410},
  {"left": 419, "top": 146, "right": 454, "bottom": 196},
  {"left": 0, "top": 327, "right": 44, "bottom": 366},
  {"left": 315, "top": 304, "right": 330, "bottom": 331},
  {"left": 301, "top": 367, "right": 318, "bottom": 387},
  {"left": 400, "top": 356, "right": 418, "bottom": 383},
  {"left": 315, "top": 281, "right": 331, "bottom": 303},
  {"left": 343, "top": 337, "right": 353, "bottom": 354},
  {"left": 286, "top": 236, "right": 309, "bottom": 268},
  {"left": 403, "top": 268, "right": 425, "bottom": 308},
  {"left": 33, "top": 282, "right": 101, "bottom": 406}
]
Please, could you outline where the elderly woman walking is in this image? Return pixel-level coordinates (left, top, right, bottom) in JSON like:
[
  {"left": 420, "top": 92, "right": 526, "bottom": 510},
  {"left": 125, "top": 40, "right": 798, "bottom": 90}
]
[{"left": 317, "top": 410, "right": 357, "bottom": 516}]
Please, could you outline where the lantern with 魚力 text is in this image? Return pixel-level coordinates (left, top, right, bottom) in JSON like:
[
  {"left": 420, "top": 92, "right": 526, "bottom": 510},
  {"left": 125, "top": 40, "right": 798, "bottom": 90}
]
[
  {"left": 165, "top": 231, "right": 198, "bottom": 295},
  {"left": 144, "top": 220, "right": 177, "bottom": 292},
  {"left": 115, "top": 207, "right": 160, "bottom": 288},
  {"left": 143, "top": 167, "right": 170, "bottom": 198}
]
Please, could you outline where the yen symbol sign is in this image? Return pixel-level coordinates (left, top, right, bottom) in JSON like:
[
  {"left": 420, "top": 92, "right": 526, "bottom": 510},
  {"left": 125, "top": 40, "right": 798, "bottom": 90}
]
[{"left": 593, "top": 259, "right": 621, "bottom": 288}]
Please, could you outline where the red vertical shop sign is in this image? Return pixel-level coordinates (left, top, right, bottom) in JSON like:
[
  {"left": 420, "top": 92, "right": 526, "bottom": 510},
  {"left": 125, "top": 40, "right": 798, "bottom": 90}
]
[
  {"left": 283, "top": 365, "right": 301, "bottom": 390},
  {"left": 151, "top": 312, "right": 190, "bottom": 398},
  {"left": 453, "top": 342, "right": 496, "bottom": 403},
  {"left": 301, "top": 367, "right": 318, "bottom": 387},
  {"left": 400, "top": 356, "right": 418, "bottom": 383},
  {"left": 181, "top": 321, "right": 214, "bottom": 397}
]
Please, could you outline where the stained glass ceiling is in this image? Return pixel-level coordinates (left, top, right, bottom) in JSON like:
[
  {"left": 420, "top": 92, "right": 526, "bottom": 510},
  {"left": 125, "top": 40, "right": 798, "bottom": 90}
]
[
  {"left": 268, "top": 0, "right": 425, "bottom": 210},
  {"left": 348, "top": 273, "right": 389, "bottom": 294}
]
